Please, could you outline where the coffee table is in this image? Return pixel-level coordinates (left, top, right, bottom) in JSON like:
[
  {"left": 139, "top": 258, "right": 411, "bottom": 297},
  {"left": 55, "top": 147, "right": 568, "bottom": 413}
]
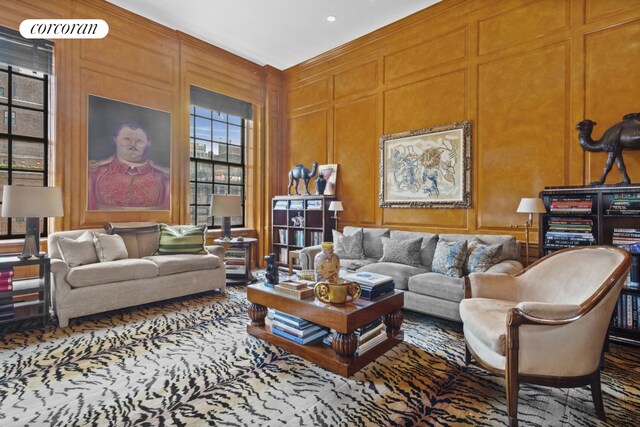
[{"left": 246, "top": 283, "right": 404, "bottom": 377}]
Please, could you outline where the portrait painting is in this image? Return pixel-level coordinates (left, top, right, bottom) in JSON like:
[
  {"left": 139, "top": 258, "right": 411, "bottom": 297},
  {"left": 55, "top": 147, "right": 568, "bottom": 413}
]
[
  {"left": 379, "top": 121, "right": 471, "bottom": 208},
  {"left": 87, "top": 95, "right": 171, "bottom": 211},
  {"left": 318, "top": 164, "right": 338, "bottom": 196}
]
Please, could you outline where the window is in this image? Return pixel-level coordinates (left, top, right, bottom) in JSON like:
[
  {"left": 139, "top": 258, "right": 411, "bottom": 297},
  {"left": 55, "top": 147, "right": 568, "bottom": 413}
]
[
  {"left": 189, "top": 106, "right": 246, "bottom": 227},
  {"left": 0, "top": 26, "right": 52, "bottom": 238}
]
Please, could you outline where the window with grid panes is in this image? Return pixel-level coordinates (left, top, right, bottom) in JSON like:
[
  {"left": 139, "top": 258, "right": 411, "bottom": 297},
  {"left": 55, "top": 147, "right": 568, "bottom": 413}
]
[
  {"left": 189, "top": 106, "right": 245, "bottom": 228},
  {"left": 0, "top": 64, "right": 50, "bottom": 238}
]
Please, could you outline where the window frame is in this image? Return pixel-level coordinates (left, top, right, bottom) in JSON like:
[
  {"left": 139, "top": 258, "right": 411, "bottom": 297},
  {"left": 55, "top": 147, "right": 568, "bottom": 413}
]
[
  {"left": 0, "top": 65, "right": 49, "bottom": 239},
  {"left": 189, "top": 105, "right": 246, "bottom": 228}
]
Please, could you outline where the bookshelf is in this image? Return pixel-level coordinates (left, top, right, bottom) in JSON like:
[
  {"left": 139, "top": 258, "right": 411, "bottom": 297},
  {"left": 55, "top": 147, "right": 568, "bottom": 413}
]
[
  {"left": 539, "top": 185, "right": 640, "bottom": 346},
  {"left": 0, "top": 255, "right": 51, "bottom": 328},
  {"left": 272, "top": 195, "right": 336, "bottom": 268}
]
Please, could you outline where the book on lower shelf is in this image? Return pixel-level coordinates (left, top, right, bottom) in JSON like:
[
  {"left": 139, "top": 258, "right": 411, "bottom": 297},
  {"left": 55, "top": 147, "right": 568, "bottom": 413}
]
[
  {"left": 613, "top": 293, "right": 639, "bottom": 331},
  {"left": 279, "top": 247, "right": 288, "bottom": 263},
  {"left": 0, "top": 268, "right": 14, "bottom": 292},
  {"left": 548, "top": 197, "right": 593, "bottom": 214},
  {"left": 270, "top": 310, "right": 329, "bottom": 345},
  {"left": 607, "top": 193, "right": 640, "bottom": 215}
]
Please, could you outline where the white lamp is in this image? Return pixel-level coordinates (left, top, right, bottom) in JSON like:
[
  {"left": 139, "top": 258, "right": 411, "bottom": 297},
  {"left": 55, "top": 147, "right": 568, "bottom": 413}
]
[
  {"left": 210, "top": 194, "right": 242, "bottom": 241},
  {"left": 328, "top": 200, "right": 343, "bottom": 231},
  {"left": 517, "top": 197, "right": 547, "bottom": 266},
  {"left": 1, "top": 185, "right": 64, "bottom": 260}
]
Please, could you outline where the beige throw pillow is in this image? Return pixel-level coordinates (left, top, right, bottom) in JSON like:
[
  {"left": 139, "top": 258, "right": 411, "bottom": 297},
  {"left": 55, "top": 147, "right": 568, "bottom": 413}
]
[
  {"left": 94, "top": 233, "right": 128, "bottom": 262},
  {"left": 57, "top": 231, "right": 99, "bottom": 267}
]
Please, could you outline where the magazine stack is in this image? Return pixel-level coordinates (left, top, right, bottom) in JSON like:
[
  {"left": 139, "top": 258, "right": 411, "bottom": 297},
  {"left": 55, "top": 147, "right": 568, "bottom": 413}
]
[
  {"left": 270, "top": 310, "right": 329, "bottom": 345},
  {"left": 341, "top": 271, "right": 395, "bottom": 299}
]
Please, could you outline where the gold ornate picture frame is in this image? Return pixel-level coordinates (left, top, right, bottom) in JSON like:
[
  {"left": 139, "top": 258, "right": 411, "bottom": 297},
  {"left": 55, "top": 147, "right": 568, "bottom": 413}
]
[{"left": 379, "top": 120, "right": 471, "bottom": 208}]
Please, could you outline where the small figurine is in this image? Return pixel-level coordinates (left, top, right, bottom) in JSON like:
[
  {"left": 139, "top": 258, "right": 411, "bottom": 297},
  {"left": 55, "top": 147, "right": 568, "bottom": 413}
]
[
  {"left": 288, "top": 162, "right": 318, "bottom": 195},
  {"left": 291, "top": 215, "right": 304, "bottom": 227},
  {"left": 264, "top": 253, "right": 279, "bottom": 287},
  {"left": 316, "top": 173, "right": 326, "bottom": 195},
  {"left": 577, "top": 113, "right": 640, "bottom": 185}
]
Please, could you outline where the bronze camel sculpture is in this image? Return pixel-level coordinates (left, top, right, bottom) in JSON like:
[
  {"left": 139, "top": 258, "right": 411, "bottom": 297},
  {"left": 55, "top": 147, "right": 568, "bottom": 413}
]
[
  {"left": 288, "top": 162, "right": 318, "bottom": 195},
  {"left": 576, "top": 113, "right": 640, "bottom": 185}
]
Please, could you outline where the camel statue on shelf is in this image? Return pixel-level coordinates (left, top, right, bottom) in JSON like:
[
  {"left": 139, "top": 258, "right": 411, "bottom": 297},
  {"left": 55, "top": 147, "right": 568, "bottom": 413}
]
[
  {"left": 288, "top": 162, "right": 318, "bottom": 195},
  {"left": 577, "top": 113, "right": 640, "bottom": 185}
]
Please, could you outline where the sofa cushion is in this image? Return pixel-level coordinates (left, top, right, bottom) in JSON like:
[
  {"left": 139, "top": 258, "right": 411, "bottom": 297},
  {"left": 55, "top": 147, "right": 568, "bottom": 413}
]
[
  {"left": 339, "top": 258, "right": 378, "bottom": 272},
  {"left": 57, "top": 231, "right": 99, "bottom": 267},
  {"left": 93, "top": 233, "right": 128, "bottom": 262},
  {"left": 390, "top": 230, "right": 439, "bottom": 267},
  {"left": 343, "top": 226, "right": 390, "bottom": 259},
  {"left": 144, "top": 254, "right": 220, "bottom": 276},
  {"left": 66, "top": 259, "right": 159, "bottom": 288},
  {"left": 332, "top": 229, "right": 364, "bottom": 260},
  {"left": 156, "top": 224, "right": 206, "bottom": 255},
  {"left": 408, "top": 272, "right": 465, "bottom": 302},
  {"left": 357, "top": 262, "right": 429, "bottom": 290},
  {"left": 464, "top": 239, "right": 503, "bottom": 275},
  {"left": 432, "top": 239, "right": 467, "bottom": 278},
  {"left": 379, "top": 236, "right": 423, "bottom": 267},
  {"left": 439, "top": 233, "right": 520, "bottom": 262},
  {"left": 459, "top": 297, "right": 518, "bottom": 356}
]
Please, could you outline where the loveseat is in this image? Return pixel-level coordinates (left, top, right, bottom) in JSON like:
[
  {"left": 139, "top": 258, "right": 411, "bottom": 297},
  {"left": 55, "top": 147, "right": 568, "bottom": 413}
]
[
  {"left": 299, "top": 227, "right": 523, "bottom": 322},
  {"left": 48, "top": 222, "right": 226, "bottom": 327}
]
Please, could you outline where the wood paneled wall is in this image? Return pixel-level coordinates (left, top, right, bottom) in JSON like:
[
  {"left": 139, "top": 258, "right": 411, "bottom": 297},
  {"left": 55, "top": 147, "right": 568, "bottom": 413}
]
[
  {"left": 283, "top": 0, "right": 640, "bottom": 242},
  {"left": 0, "top": 0, "right": 285, "bottom": 259}
]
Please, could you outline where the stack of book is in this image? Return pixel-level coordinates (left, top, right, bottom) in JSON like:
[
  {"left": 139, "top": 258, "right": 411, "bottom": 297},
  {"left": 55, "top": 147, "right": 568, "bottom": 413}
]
[
  {"left": 0, "top": 268, "right": 14, "bottom": 320},
  {"left": 549, "top": 197, "right": 593, "bottom": 214},
  {"left": 613, "top": 293, "right": 639, "bottom": 330},
  {"left": 225, "top": 246, "right": 247, "bottom": 279},
  {"left": 322, "top": 317, "right": 387, "bottom": 355},
  {"left": 544, "top": 217, "right": 595, "bottom": 248},
  {"left": 341, "top": 271, "right": 395, "bottom": 299},
  {"left": 309, "top": 231, "right": 323, "bottom": 246},
  {"left": 612, "top": 228, "right": 640, "bottom": 247},
  {"left": 274, "top": 280, "right": 314, "bottom": 299},
  {"left": 306, "top": 199, "right": 322, "bottom": 210},
  {"left": 274, "top": 200, "right": 288, "bottom": 210},
  {"left": 271, "top": 310, "right": 329, "bottom": 345},
  {"left": 292, "top": 230, "right": 304, "bottom": 246},
  {"left": 607, "top": 193, "right": 640, "bottom": 215},
  {"left": 289, "top": 200, "right": 304, "bottom": 210},
  {"left": 278, "top": 229, "right": 288, "bottom": 245}
]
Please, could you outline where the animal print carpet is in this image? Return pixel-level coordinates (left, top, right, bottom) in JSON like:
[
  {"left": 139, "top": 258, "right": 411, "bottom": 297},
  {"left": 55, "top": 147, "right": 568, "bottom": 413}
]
[{"left": 0, "top": 284, "right": 639, "bottom": 426}]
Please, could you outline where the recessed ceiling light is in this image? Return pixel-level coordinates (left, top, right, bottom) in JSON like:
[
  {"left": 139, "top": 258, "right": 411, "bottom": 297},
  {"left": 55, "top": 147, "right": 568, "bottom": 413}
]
[{"left": 326, "top": 16, "right": 336, "bottom": 22}]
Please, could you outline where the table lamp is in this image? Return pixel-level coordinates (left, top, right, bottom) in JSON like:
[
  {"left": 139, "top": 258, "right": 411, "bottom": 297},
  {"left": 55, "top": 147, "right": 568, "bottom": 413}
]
[
  {"left": 517, "top": 197, "right": 547, "bottom": 266},
  {"left": 328, "top": 201, "right": 343, "bottom": 231},
  {"left": 210, "top": 194, "right": 242, "bottom": 241},
  {"left": 1, "top": 185, "right": 64, "bottom": 260}
]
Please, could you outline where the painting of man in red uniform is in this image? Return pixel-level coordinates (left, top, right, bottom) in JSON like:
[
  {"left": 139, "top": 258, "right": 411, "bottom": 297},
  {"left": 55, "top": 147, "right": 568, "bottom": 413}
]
[{"left": 87, "top": 96, "right": 171, "bottom": 210}]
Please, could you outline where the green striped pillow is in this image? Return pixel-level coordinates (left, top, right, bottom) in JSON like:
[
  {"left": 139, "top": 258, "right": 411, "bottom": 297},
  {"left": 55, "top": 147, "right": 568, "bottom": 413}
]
[{"left": 155, "top": 224, "right": 207, "bottom": 255}]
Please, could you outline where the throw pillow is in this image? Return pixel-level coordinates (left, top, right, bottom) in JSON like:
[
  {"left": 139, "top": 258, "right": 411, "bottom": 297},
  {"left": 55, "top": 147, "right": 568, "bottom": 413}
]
[
  {"left": 332, "top": 229, "right": 364, "bottom": 259},
  {"left": 378, "top": 236, "right": 423, "bottom": 267},
  {"left": 155, "top": 224, "right": 207, "bottom": 255},
  {"left": 465, "top": 239, "right": 503, "bottom": 275},
  {"left": 432, "top": 239, "right": 468, "bottom": 278},
  {"left": 57, "top": 230, "right": 99, "bottom": 267},
  {"left": 93, "top": 233, "right": 129, "bottom": 262}
]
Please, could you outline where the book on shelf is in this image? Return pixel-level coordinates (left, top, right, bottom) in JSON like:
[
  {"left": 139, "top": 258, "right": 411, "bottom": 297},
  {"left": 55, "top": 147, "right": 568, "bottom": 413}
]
[
  {"left": 279, "top": 247, "right": 288, "bottom": 263},
  {"left": 310, "top": 231, "right": 323, "bottom": 246},
  {"left": 306, "top": 199, "right": 323, "bottom": 210},
  {"left": 274, "top": 284, "right": 314, "bottom": 299},
  {"left": 289, "top": 200, "right": 304, "bottom": 210},
  {"left": 12, "top": 292, "right": 39, "bottom": 303},
  {"left": 341, "top": 271, "right": 394, "bottom": 287},
  {"left": 274, "top": 200, "right": 288, "bottom": 210},
  {"left": 278, "top": 229, "right": 288, "bottom": 245},
  {"left": 272, "top": 326, "right": 329, "bottom": 345},
  {"left": 226, "top": 250, "right": 246, "bottom": 258},
  {"left": 271, "top": 321, "right": 328, "bottom": 338},
  {"left": 292, "top": 230, "right": 304, "bottom": 247},
  {"left": 0, "top": 268, "right": 13, "bottom": 292},
  {"left": 273, "top": 311, "right": 313, "bottom": 328},
  {"left": 12, "top": 279, "right": 41, "bottom": 292},
  {"left": 548, "top": 197, "right": 593, "bottom": 214},
  {"left": 356, "top": 330, "right": 388, "bottom": 355}
]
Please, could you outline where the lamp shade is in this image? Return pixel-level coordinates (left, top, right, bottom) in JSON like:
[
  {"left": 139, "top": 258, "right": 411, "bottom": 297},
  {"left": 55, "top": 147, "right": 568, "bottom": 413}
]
[
  {"left": 517, "top": 197, "right": 547, "bottom": 214},
  {"left": 209, "top": 194, "right": 242, "bottom": 217},
  {"left": 1, "top": 185, "right": 63, "bottom": 218},
  {"left": 328, "top": 201, "right": 343, "bottom": 212}
]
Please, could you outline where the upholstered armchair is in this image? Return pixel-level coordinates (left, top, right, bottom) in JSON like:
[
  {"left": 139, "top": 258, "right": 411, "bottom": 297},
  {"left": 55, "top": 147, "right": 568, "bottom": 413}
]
[{"left": 459, "top": 246, "right": 630, "bottom": 427}]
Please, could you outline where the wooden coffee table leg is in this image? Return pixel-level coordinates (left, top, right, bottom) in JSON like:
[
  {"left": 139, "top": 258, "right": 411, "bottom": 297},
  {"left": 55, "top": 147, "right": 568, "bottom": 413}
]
[
  {"left": 332, "top": 332, "right": 358, "bottom": 361},
  {"left": 248, "top": 303, "right": 267, "bottom": 326},
  {"left": 384, "top": 309, "right": 403, "bottom": 337}
]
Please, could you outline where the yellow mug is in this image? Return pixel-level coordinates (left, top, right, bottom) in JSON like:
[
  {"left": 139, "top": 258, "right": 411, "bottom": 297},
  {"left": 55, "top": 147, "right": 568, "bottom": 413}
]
[{"left": 314, "top": 279, "right": 361, "bottom": 304}]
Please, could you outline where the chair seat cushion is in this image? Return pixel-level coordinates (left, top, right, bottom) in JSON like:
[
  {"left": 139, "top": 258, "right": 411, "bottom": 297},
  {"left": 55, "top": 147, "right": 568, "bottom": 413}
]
[
  {"left": 459, "top": 298, "right": 518, "bottom": 356},
  {"left": 144, "top": 254, "right": 220, "bottom": 276},
  {"left": 408, "top": 273, "right": 464, "bottom": 302},
  {"left": 67, "top": 259, "right": 159, "bottom": 288}
]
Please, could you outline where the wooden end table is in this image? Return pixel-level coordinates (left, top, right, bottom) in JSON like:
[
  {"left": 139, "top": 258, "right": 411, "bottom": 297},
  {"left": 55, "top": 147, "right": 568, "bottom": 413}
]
[
  {"left": 214, "top": 237, "right": 257, "bottom": 285},
  {"left": 247, "top": 283, "right": 404, "bottom": 377}
]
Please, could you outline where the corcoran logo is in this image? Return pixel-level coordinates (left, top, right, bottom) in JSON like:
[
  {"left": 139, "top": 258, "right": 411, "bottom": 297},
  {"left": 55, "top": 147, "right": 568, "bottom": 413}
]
[{"left": 19, "top": 19, "right": 109, "bottom": 39}]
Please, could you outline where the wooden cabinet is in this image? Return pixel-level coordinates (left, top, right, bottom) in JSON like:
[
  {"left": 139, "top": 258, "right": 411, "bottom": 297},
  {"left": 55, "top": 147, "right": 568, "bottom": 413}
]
[
  {"left": 272, "top": 195, "right": 336, "bottom": 267},
  {"left": 0, "top": 255, "right": 51, "bottom": 328},
  {"left": 539, "top": 185, "right": 640, "bottom": 346}
]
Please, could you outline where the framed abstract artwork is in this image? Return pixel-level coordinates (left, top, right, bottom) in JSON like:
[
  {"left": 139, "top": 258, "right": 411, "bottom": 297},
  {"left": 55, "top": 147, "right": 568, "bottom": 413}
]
[
  {"left": 87, "top": 95, "right": 171, "bottom": 211},
  {"left": 379, "top": 121, "right": 471, "bottom": 208}
]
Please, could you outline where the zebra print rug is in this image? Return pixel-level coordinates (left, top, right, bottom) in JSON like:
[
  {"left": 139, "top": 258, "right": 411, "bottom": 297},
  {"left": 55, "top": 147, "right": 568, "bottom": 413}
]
[{"left": 0, "top": 284, "right": 639, "bottom": 426}]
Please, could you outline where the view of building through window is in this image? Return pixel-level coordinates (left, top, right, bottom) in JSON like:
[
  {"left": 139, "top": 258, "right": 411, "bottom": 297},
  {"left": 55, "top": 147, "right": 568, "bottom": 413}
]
[
  {"left": 189, "top": 105, "right": 246, "bottom": 228},
  {"left": 0, "top": 64, "right": 49, "bottom": 237}
]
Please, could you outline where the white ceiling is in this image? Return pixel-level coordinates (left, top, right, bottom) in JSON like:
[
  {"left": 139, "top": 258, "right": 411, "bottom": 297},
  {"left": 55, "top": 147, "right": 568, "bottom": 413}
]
[{"left": 106, "top": 0, "right": 440, "bottom": 70}]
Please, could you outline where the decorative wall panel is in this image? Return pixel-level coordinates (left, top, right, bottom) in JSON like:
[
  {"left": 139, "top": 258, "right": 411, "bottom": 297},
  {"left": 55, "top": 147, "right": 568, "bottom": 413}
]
[
  {"left": 585, "top": 0, "right": 640, "bottom": 23},
  {"left": 287, "top": 110, "right": 328, "bottom": 186},
  {"left": 333, "top": 60, "right": 378, "bottom": 100},
  {"left": 287, "top": 78, "right": 329, "bottom": 112}
]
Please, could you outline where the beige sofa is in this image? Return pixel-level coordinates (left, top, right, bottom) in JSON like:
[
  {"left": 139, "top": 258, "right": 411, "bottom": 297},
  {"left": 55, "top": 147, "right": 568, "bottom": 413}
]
[
  {"left": 48, "top": 224, "right": 226, "bottom": 327},
  {"left": 300, "top": 227, "right": 523, "bottom": 322}
]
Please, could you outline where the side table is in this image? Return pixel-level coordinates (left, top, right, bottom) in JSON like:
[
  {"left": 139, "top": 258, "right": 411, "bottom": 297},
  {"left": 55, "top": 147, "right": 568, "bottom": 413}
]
[{"left": 214, "top": 237, "right": 258, "bottom": 285}]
